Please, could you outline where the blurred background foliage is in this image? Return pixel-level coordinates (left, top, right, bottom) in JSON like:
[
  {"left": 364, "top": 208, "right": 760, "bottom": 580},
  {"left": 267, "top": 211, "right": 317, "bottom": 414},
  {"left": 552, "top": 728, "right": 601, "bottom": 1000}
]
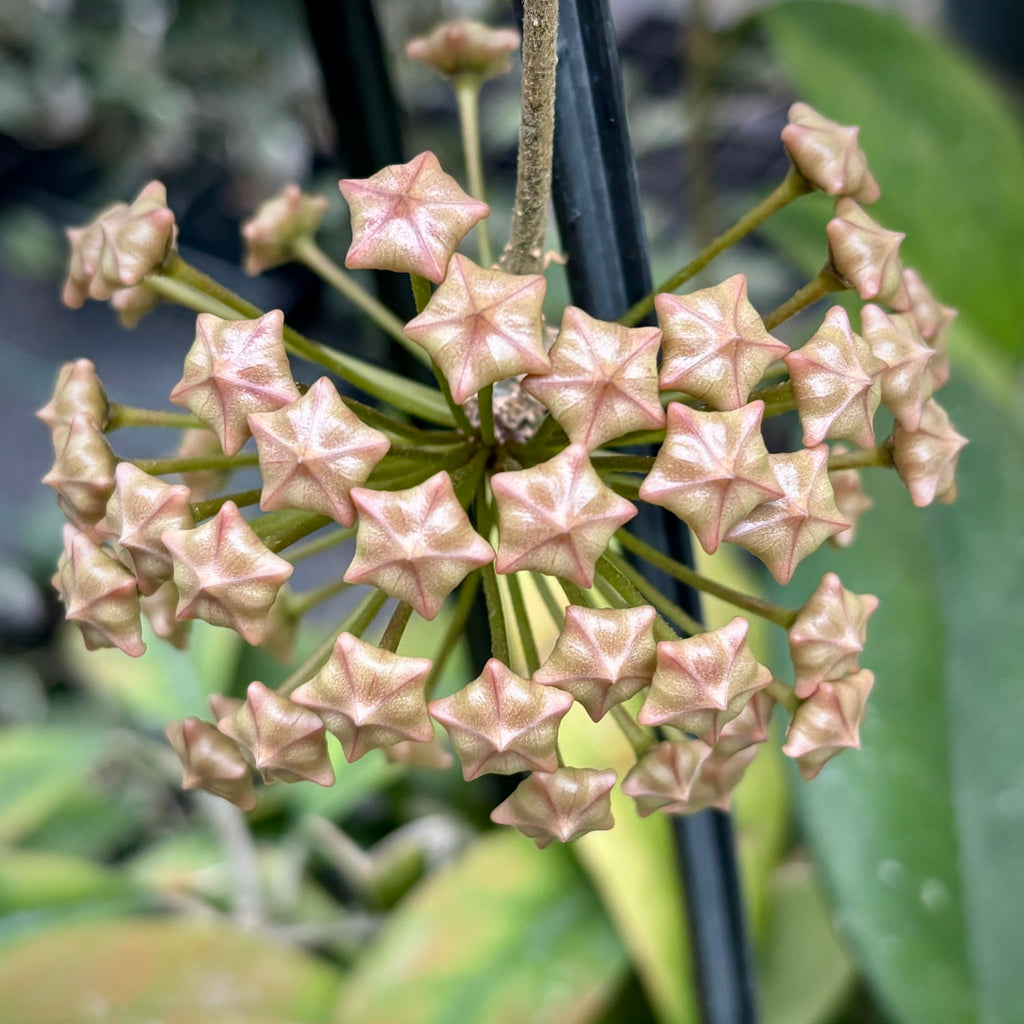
[{"left": 0, "top": 1, "right": 1021, "bottom": 1022}]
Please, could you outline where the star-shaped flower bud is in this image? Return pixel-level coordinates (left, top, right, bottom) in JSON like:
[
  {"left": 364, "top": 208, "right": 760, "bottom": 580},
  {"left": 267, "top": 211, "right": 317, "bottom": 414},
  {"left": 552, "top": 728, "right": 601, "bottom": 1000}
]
[
  {"left": 782, "top": 669, "right": 874, "bottom": 780},
  {"left": 784, "top": 305, "right": 883, "bottom": 449},
  {"left": 109, "top": 282, "right": 162, "bottom": 328},
  {"left": 140, "top": 582, "right": 191, "bottom": 650},
  {"left": 533, "top": 605, "right": 657, "bottom": 721},
  {"left": 37, "top": 359, "right": 109, "bottom": 443},
  {"left": 686, "top": 745, "right": 760, "bottom": 811},
  {"left": 406, "top": 19, "right": 521, "bottom": 80},
  {"left": 656, "top": 275, "right": 790, "bottom": 410},
  {"left": 724, "top": 447, "right": 849, "bottom": 584},
  {"left": 165, "top": 717, "right": 256, "bottom": 810},
  {"left": 249, "top": 377, "right": 390, "bottom": 526},
  {"left": 104, "top": 463, "right": 194, "bottom": 595},
  {"left": 340, "top": 152, "right": 490, "bottom": 283},
  {"left": 892, "top": 398, "right": 967, "bottom": 506},
  {"left": 162, "top": 501, "right": 294, "bottom": 645},
  {"left": 637, "top": 617, "right": 772, "bottom": 744},
  {"left": 521, "top": 306, "right": 664, "bottom": 450},
  {"left": 826, "top": 198, "right": 910, "bottom": 310},
  {"left": 242, "top": 184, "right": 330, "bottom": 275},
  {"left": 715, "top": 690, "right": 775, "bottom": 757},
  {"left": 639, "top": 401, "right": 783, "bottom": 555},
  {"left": 290, "top": 633, "right": 433, "bottom": 762},
  {"left": 42, "top": 414, "right": 116, "bottom": 532},
  {"left": 428, "top": 659, "right": 574, "bottom": 780},
  {"left": 860, "top": 304, "right": 935, "bottom": 431},
  {"left": 621, "top": 739, "right": 713, "bottom": 817},
  {"left": 63, "top": 181, "right": 177, "bottom": 307},
  {"left": 491, "top": 444, "right": 637, "bottom": 587},
  {"left": 344, "top": 471, "right": 493, "bottom": 620},
  {"left": 901, "top": 269, "right": 956, "bottom": 393},
  {"left": 828, "top": 452, "right": 873, "bottom": 549},
  {"left": 218, "top": 681, "right": 334, "bottom": 787},
  {"left": 53, "top": 524, "right": 144, "bottom": 656},
  {"left": 169, "top": 311, "right": 299, "bottom": 456},
  {"left": 490, "top": 767, "right": 617, "bottom": 848},
  {"left": 789, "top": 572, "right": 879, "bottom": 698},
  {"left": 403, "top": 254, "right": 549, "bottom": 403},
  {"left": 780, "top": 102, "right": 881, "bottom": 203}
]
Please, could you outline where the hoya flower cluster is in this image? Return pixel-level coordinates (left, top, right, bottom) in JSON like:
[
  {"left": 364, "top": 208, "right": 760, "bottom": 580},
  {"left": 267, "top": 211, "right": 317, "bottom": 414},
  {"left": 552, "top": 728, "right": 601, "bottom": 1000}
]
[{"left": 42, "top": 37, "right": 965, "bottom": 849}]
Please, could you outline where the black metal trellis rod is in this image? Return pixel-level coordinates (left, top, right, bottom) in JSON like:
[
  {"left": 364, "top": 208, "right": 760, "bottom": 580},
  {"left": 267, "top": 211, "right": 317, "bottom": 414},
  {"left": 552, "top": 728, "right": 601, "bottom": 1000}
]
[{"left": 531, "top": 1, "right": 760, "bottom": 1020}]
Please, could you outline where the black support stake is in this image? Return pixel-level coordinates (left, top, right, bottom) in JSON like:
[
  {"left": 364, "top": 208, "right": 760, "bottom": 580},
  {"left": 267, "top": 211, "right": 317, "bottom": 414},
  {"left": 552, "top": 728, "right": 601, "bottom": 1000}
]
[{"left": 533, "top": 1, "right": 760, "bottom": 1020}]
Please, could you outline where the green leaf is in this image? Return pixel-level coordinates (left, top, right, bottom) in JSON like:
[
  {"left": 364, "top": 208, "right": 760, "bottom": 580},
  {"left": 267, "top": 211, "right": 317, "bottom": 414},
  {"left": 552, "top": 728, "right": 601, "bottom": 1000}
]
[
  {"left": 334, "top": 830, "right": 628, "bottom": 1024},
  {"left": 759, "top": 1, "right": 1024, "bottom": 360},
  {"left": 0, "top": 916, "right": 343, "bottom": 1024},
  {"left": 0, "top": 726, "right": 107, "bottom": 844},
  {"left": 761, "top": 862, "right": 857, "bottom": 1024}
]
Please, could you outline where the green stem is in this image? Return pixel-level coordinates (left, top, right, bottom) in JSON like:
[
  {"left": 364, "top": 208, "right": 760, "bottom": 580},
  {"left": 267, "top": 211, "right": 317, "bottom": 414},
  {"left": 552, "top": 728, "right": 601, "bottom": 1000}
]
[
  {"left": 252, "top": 509, "right": 332, "bottom": 553},
  {"left": 477, "top": 384, "right": 496, "bottom": 447},
  {"left": 763, "top": 264, "right": 846, "bottom": 332},
  {"left": 454, "top": 74, "right": 494, "bottom": 267},
  {"left": 597, "top": 428, "right": 669, "bottom": 449},
  {"left": 410, "top": 273, "right": 433, "bottom": 314},
  {"left": 828, "top": 439, "right": 895, "bottom": 471},
  {"left": 749, "top": 378, "right": 797, "bottom": 418},
  {"left": 615, "top": 528, "right": 797, "bottom": 629},
  {"left": 341, "top": 396, "right": 463, "bottom": 445},
  {"left": 288, "top": 574, "right": 353, "bottom": 620},
  {"left": 767, "top": 678, "right": 800, "bottom": 716},
  {"left": 594, "top": 554, "right": 675, "bottom": 641},
  {"left": 505, "top": 572, "right": 540, "bottom": 674},
  {"left": 590, "top": 453, "right": 656, "bottom": 474},
  {"left": 432, "top": 365, "right": 474, "bottom": 434},
  {"left": 379, "top": 602, "right": 413, "bottom": 653},
  {"left": 131, "top": 452, "right": 259, "bottom": 475},
  {"left": 451, "top": 446, "right": 490, "bottom": 508},
  {"left": 532, "top": 572, "right": 566, "bottom": 630},
  {"left": 191, "top": 488, "right": 263, "bottom": 521},
  {"left": 601, "top": 550, "right": 703, "bottom": 638},
  {"left": 106, "top": 403, "right": 202, "bottom": 432},
  {"left": 277, "top": 588, "right": 389, "bottom": 697},
  {"left": 155, "top": 257, "right": 453, "bottom": 426},
  {"left": 558, "top": 578, "right": 593, "bottom": 609},
  {"left": 610, "top": 704, "right": 656, "bottom": 758},
  {"left": 423, "top": 573, "right": 481, "bottom": 699},
  {"left": 620, "top": 164, "right": 813, "bottom": 327},
  {"left": 285, "top": 525, "right": 356, "bottom": 564},
  {"left": 476, "top": 485, "right": 509, "bottom": 664},
  {"left": 291, "top": 236, "right": 429, "bottom": 366}
]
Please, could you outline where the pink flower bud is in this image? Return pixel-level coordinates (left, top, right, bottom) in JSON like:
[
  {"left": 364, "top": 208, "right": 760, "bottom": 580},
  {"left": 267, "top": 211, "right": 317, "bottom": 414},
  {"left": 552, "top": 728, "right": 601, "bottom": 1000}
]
[
  {"left": 860, "top": 304, "right": 935, "bottom": 431},
  {"left": 522, "top": 306, "right": 664, "bottom": 449},
  {"left": 344, "top": 471, "right": 493, "bottom": 621},
  {"left": 656, "top": 275, "right": 789, "bottom": 410},
  {"left": 639, "top": 401, "right": 782, "bottom": 555},
  {"left": 37, "top": 359, "right": 109, "bottom": 443},
  {"left": 340, "top": 152, "right": 489, "bottom": 283},
  {"left": 783, "top": 669, "right": 874, "bottom": 779},
  {"left": 892, "top": 398, "right": 967, "bottom": 506},
  {"left": 249, "top": 376, "right": 390, "bottom": 526},
  {"left": 533, "top": 604, "right": 657, "bottom": 721},
  {"left": 63, "top": 181, "right": 176, "bottom": 307},
  {"left": 621, "top": 738, "right": 712, "bottom": 817},
  {"left": 781, "top": 102, "right": 880, "bottom": 203},
  {"left": 42, "top": 413, "right": 116, "bottom": 533},
  {"left": 406, "top": 19, "right": 521, "bottom": 80},
  {"left": 491, "top": 444, "right": 637, "bottom": 588},
  {"left": 429, "top": 659, "right": 573, "bottom": 780},
  {"left": 403, "top": 253, "right": 549, "bottom": 403},
  {"left": 826, "top": 198, "right": 910, "bottom": 310},
  {"left": 291, "top": 633, "right": 433, "bottom": 762},
  {"left": 218, "top": 681, "right": 334, "bottom": 787},
  {"left": 784, "top": 306, "right": 883, "bottom": 449},
  {"left": 789, "top": 572, "right": 878, "bottom": 698},
  {"left": 169, "top": 310, "right": 299, "bottom": 456},
  {"left": 162, "top": 501, "right": 294, "bottom": 645},
  {"left": 166, "top": 717, "right": 256, "bottom": 810},
  {"left": 490, "top": 767, "right": 617, "bottom": 848},
  {"left": 638, "top": 617, "right": 772, "bottom": 744},
  {"left": 241, "top": 184, "right": 330, "bottom": 275},
  {"left": 828, "top": 454, "right": 873, "bottom": 548}
]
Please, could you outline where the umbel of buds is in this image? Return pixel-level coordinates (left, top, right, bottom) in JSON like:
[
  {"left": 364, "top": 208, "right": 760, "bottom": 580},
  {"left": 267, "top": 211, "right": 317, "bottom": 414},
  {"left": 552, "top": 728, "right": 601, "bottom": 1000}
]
[{"left": 43, "top": 81, "right": 966, "bottom": 850}]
